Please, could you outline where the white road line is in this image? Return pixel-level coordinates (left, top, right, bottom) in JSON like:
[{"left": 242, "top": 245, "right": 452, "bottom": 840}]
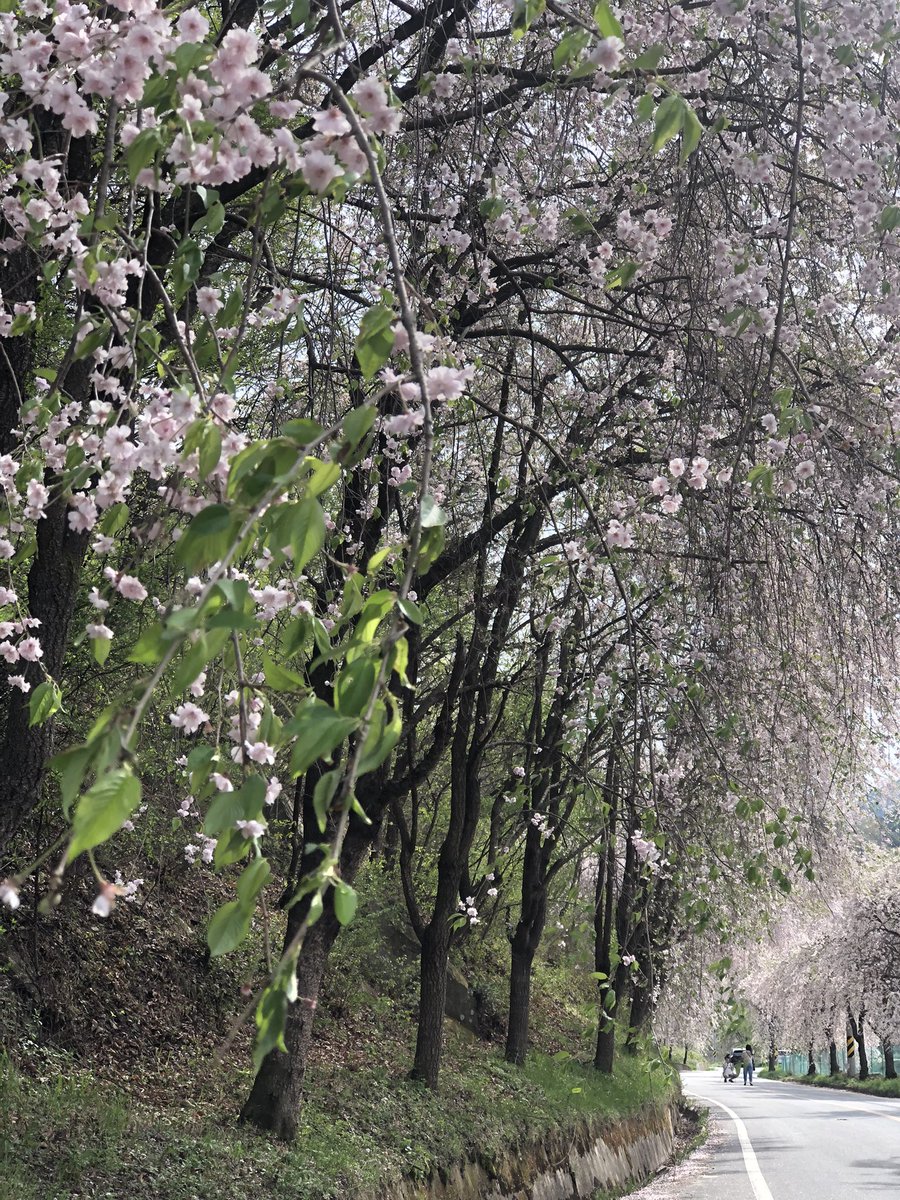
[{"left": 685, "top": 1092, "right": 775, "bottom": 1200}]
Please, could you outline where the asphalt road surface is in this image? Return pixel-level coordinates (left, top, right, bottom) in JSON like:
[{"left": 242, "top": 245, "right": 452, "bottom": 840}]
[{"left": 630, "top": 1069, "right": 900, "bottom": 1200}]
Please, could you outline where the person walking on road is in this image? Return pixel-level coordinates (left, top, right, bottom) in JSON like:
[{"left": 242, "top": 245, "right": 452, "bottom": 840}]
[{"left": 742, "top": 1044, "right": 755, "bottom": 1086}]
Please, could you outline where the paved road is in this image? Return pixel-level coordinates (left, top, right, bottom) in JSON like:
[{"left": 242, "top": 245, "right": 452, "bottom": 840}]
[{"left": 631, "top": 1069, "right": 900, "bottom": 1199}]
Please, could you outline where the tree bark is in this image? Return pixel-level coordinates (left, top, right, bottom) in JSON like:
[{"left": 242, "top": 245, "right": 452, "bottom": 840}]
[
  {"left": 806, "top": 1043, "right": 816, "bottom": 1075},
  {"left": 683, "top": 1043, "right": 689, "bottom": 1066},
  {"left": 239, "top": 902, "right": 340, "bottom": 1140},
  {"left": 593, "top": 747, "right": 618, "bottom": 1074},
  {"left": 626, "top": 978, "right": 653, "bottom": 1049},
  {"left": 505, "top": 931, "right": 535, "bottom": 1066},
  {"left": 411, "top": 918, "right": 450, "bottom": 1087},
  {"left": 883, "top": 1038, "right": 896, "bottom": 1079},
  {"left": 241, "top": 793, "right": 382, "bottom": 1139},
  {"left": 829, "top": 1038, "right": 839, "bottom": 1075},
  {"left": 857, "top": 1010, "right": 869, "bottom": 1081}
]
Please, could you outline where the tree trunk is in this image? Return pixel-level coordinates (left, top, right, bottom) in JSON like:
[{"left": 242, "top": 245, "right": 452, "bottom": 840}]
[
  {"left": 241, "top": 789, "right": 383, "bottom": 1139},
  {"left": 829, "top": 1039, "right": 839, "bottom": 1075},
  {"left": 595, "top": 1009, "right": 616, "bottom": 1073},
  {"left": 411, "top": 919, "right": 450, "bottom": 1087},
  {"left": 593, "top": 748, "right": 618, "bottom": 1074},
  {"left": 240, "top": 902, "right": 341, "bottom": 1140},
  {"left": 806, "top": 1043, "right": 816, "bottom": 1075},
  {"left": 505, "top": 932, "right": 535, "bottom": 1065},
  {"left": 768, "top": 1034, "right": 777, "bottom": 1072},
  {"left": 683, "top": 1043, "right": 689, "bottom": 1066},
  {"left": 626, "top": 980, "right": 653, "bottom": 1050},
  {"left": 857, "top": 1011, "right": 869, "bottom": 1081},
  {"left": 883, "top": 1039, "right": 896, "bottom": 1079}
]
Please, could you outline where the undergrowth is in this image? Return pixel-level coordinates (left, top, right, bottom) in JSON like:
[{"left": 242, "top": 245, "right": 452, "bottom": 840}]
[
  {"left": 0, "top": 1039, "right": 677, "bottom": 1200},
  {"left": 760, "top": 1068, "right": 900, "bottom": 1097},
  {"left": 0, "top": 863, "right": 679, "bottom": 1200}
]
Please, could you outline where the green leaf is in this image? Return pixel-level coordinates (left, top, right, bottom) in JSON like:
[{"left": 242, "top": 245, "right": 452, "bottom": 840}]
[
  {"left": 367, "top": 544, "right": 399, "bottom": 576},
  {"left": 237, "top": 856, "right": 272, "bottom": 905},
  {"left": 416, "top": 524, "right": 445, "bottom": 573},
  {"left": 553, "top": 29, "right": 590, "bottom": 70},
  {"left": 175, "top": 504, "right": 240, "bottom": 569},
  {"left": 632, "top": 43, "right": 665, "bottom": 71},
  {"left": 879, "top": 205, "right": 900, "bottom": 233},
  {"left": 50, "top": 745, "right": 95, "bottom": 818},
  {"left": 253, "top": 981, "right": 289, "bottom": 1068},
  {"left": 479, "top": 197, "right": 505, "bottom": 220},
  {"left": 334, "top": 657, "right": 377, "bottom": 717},
  {"left": 29, "top": 680, "right": 62, "bottom": 727},
  {"left": 173, "top": 41, "right": 210, "bottom": 75},
  {"left": 127, "top": 623, "right": 166, "bottom": 665},
  {"left": 333, "top": 881, "right": 358, "bottom": 926},
  {"left": 124, "top": 128, "right": 163, "bottom": 182},
  {"left": 205, "top": 775, "right": 266, "bottom": 836},
  {"left": 343, "top": 404, "right": 377, "bottom": 448},
  {"left": 635, "top": 92, "right": 655, "bottom": 123},
  {"left": 169, "top": 628, "right": 230, "bottom": 696},
  {"left": 652, "top": 94, "right": 684, "bottom": 153},
  {"left": 397, "top": 597, "right": 423, "bottom": 625},
  {"left": 420, "top": 494, "right": 446, "bottom": 528},
  {"left": 69, "top": 769, "right": 141, "bottom": 859},
  {"left": 171, "top": 238, "right": 204, "bottom": 305},
  {"left": 356, "top": 696, "right": 402, "bottom": 775},
  {"left": 313, "top": 769, "right": 341, "bottom": 832},
  {"left": 199, "top": 422, "right": 223, "bottom": 480},
  {"left": 271, "top": 497, "right": 325, "bottom": 573},
  {"left": 390, "top": 637, "right": 410, "bottom": 686},
  {"left": 98, "top": 502, "right": 130, "bottom": 537},
  {"left": 207, "top": 899, "right": 251, "bottom": 957},
  {"left": 512, "top": 0, "right": 545, "bottom": 37},
  {"left": 192, "top": 200, "right": 225, "bottom": 237},
  {"left": 680, "top": 103, "right": 703, "bottom": 161},
  {"left": 280, "top": 615, "right": 311, "bottom": 660},
  {"left": 606, "top": 261, "right": 639, "bottom": 289},
  {"left": 355, "top": 304, "right": 395, "bottom": 380},
  {"left": 286, "top": 701, "right": 359, "bottom": 777},
  {"left": 594, "top": 0, "right": 624, "bottom": 39},
  {"left": 73, "top": 322, "right": 111, "bottom": 361},
  {"left": 305, "top": 458, "right": 341, "bottom": 498},
  {"left": 353, "top": 590, "right": 395, "bottom": 644},
  {"left": 213, "top": 827, "right": 251, "bottom": 868},
  {"left": 283, "top": 418, "right": 325, "bottom": 445},
  {"left": 262, "top": 652, "right": 306, "bottom": 692}
]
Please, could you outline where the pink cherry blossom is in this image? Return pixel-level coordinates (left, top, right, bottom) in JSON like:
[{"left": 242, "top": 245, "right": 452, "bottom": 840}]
[
  {"left": 116, "top": 574, "right": 147, "bottom": 601},
  {"left": 313, "top": 107, "right": 351, "bottom": 137},
  {"left": 300, "top": 149, "right": 343, "bottom": 194},
  {"left": 169, "top": 703, "right": 210, "bottom": 734},
  {"left": 18, "top": 637, "right": 42, "bottom": 661},
  {"left": 197, "top": 287, "right": 222, "bottom": 317},
  {"left": 235, "top": 819, "right": 267, "bottom": 839}
]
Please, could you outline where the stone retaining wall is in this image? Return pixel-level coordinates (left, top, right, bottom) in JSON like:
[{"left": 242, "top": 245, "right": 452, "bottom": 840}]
[{"left": 366, "top": 1103, "right": 676, "bottom": 1200}]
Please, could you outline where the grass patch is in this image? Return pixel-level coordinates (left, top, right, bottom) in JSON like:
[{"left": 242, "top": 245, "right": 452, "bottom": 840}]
[
  {"left": 759, "top": 1068, "right": 900, "bottom": 1098},
  {"left": 0, "top": 1035, "right": 677, "bottom": 1200},
  {"left": 0, "top": 865, "right": 679, "bottom": 1199}
]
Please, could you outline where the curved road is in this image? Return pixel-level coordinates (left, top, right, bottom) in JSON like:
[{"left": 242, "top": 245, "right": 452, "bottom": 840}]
[{"left": 633, "top": 1069, "right": 900, "bottom": 1199}]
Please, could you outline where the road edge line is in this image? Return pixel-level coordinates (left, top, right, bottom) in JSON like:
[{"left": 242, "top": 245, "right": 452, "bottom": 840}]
[{"left": 685, "top": 1091, "right": 775, "bottom": 1200}]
